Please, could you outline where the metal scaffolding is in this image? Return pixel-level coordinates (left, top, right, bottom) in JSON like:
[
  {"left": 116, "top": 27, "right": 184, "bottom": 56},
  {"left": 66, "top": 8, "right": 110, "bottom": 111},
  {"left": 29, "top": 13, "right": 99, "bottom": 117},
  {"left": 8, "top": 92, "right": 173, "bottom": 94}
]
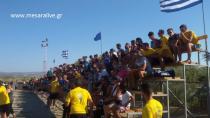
[{"left": 129, "top": 64, "right": 209, "bottom": 118}]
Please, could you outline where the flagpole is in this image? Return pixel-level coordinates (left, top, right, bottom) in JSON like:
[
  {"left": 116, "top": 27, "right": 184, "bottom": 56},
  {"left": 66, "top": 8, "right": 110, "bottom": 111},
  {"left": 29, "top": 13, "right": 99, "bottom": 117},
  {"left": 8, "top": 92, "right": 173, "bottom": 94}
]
[
  {"left": 201, "top": 0, "right": 208, "bottom": 65},
  {"left": 202, "top": 1, "right": 210, "bottom": 117},
  {"left": 100, "top": 33, "right": 102, "bottom": 55},
  {"left": 101, "top": 39, "right": 102, "bottom": 55}
]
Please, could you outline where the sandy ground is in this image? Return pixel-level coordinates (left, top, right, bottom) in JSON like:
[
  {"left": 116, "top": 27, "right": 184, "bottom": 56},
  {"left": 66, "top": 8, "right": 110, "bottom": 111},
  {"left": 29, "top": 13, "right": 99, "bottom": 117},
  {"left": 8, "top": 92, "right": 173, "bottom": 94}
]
[{"left": 12, "top": 90, "right": 61, "bottom": 118}]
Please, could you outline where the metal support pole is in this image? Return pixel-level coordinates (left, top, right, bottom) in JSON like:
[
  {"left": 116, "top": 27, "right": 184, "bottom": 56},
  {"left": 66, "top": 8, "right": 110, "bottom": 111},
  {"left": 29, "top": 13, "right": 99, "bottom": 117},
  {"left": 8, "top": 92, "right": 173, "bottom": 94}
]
[
  {"left": 198, "top": 51, "right": 200, "bottom": 64},
  {"left": 201, "top": 1, "right": 210, "bottom": 116},
  {"left": 44, "top": 46, "right": 48, "bottom": 72},
  {"left": 41, "top": 38, "right": 48, "bottom": 73},
  {"left": 183, "top": 64, "right": 187, "bottom": 118},
  {"left": 100, "top": 37, "right": 103, "bottom": 55},
  {"left": 166, "top": 80, "right": 170, "bottom": 118}
]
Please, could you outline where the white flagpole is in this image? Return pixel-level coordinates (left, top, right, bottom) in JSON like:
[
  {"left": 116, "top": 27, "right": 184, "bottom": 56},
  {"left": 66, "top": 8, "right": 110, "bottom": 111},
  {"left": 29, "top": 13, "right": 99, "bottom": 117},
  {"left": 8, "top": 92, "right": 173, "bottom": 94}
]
[
  {"left": 100, "top": 37, "right": 102, "bottom": 55},
  {"left": 100, "top": 32, "right": 102, "bottom": 55},
  {"left": 202, "top": 1, "right": 210, "bottom": 117},
  {"left": 201, "top": 0, "right": 208, "bottom": 65}
]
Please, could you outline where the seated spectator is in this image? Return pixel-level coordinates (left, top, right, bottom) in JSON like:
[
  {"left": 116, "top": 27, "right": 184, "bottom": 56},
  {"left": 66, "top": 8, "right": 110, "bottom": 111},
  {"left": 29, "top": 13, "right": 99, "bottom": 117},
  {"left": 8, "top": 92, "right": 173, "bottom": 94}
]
[
  {"left": 134, "top": 51, "right": 153, "bottom": 78},
  {"left": 167, "top": 28, "right": 179, "bottom": 62},
  {"left": 117, "top": 65, "right": 128, "bottom": 82},
  {"left": 141, "top": 43, "right": 161, "bottom": 66},
  {"left": 128, "top": 51, "right": 153, "bottom": 89},
  {"left": 141, "top": 43, "right": 156, "bottom": 57},
  {"left": 141, "top": 83, "right": 163, "bottom": 118},
  {"left": 178, "top": 24, "right": 199, "bottom": 63}
]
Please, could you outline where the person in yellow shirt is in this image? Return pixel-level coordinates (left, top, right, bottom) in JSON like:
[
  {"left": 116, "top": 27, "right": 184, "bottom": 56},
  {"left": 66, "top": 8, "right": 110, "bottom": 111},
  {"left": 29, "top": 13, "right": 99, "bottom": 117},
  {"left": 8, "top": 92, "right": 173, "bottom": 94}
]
[
  {"left": 157, "top": 29, "right": 174, "bottom": 65},
  {"left": 141, "top": 43, "right": 162, "bottom": 67},
  {"left": 0, "top": 81, "right": 10, "bottom": 118},
  {"left": 179, "top": 24, "right": 199, "bottom": 63},
  {"left": 47, "top": 76, "right": 60, "bottom": 108},
  {"left": 141, "top": 43, "right": 156, "bottom": 57},
  {"left": 65, "top": 79, "right": 94, "bottom": 118},
  {"left": 141, "top": 83, "right": 163, "bottom": 118},
  {"left": 158, "top": 29, "right": 168, "bottom": 47}
]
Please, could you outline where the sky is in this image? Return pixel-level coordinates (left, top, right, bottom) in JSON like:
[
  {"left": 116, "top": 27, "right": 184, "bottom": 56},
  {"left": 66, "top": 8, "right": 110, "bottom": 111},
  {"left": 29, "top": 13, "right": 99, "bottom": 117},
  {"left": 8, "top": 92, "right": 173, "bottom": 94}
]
[{"left": 0, "top": 0, "right": 210, "bottom": 72}]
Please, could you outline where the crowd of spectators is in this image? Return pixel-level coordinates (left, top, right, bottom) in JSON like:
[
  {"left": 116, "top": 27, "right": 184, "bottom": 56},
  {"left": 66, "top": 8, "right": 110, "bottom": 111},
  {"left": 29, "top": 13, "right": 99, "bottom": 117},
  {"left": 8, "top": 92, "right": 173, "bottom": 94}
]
[{"left": 30, "top": 24, "right": 205, "bottom": 118}]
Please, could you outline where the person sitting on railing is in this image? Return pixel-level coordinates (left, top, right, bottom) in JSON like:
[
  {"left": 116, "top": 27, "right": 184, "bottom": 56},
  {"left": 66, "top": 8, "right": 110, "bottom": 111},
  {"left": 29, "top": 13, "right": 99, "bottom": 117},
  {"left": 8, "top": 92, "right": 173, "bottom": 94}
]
[
  {"left": 178, "top": 24, "right": 200, "bottom": 64},
  {"left": 167, "top": 28, "right": 179, "bottom": 62}
]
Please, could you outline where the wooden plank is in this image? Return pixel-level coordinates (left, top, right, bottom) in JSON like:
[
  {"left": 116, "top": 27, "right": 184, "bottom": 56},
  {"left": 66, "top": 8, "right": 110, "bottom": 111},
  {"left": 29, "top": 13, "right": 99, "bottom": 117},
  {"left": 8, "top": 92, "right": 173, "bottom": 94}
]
[{"left": 142, "top": 77, "right": 183, "bottom": 81}]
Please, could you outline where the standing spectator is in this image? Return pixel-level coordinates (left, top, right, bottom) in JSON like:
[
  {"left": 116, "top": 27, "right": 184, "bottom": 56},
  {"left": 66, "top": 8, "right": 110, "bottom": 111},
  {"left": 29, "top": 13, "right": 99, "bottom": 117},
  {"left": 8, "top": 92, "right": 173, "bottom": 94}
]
[
  {"left": 141, "top": 83, "right": 163, "bottom": 118},
  {"left": 148, "top": 32, "right": 161, "bottom": 49},
  {"left": 0, "top": 81, "right": 10, "bottom": 118},
  {"left": 157, "top": 29, "right": 174, "bottom": 65},
  {"left": 124, "top": 43, "right": 131, "bottom": 54},
  {"left": 136, "top": 37, "right": 143, "bottom": 48},
  {"left": 158, "top": 29, "right": 168, "bottom": 47},
  {"left": 6, "top": 83, "right": 16, "bottom": 118},
  {"left": 167, "top": 28, "right": 179, "bottom": 62},
  {"left": 116, "top": 43, "right": 125, "bottom": 63},
  {"left": 47, "top": 76, "right": 60, "bottom": 108},
  {"left": 130, "top": 40, "right": 137, "bottom": 53},
  {"left": 47, "top": 68, "right": 53, "bottom": 79},
  {"left": 65, "top": 79, "right": 94, "bottom": 118}
]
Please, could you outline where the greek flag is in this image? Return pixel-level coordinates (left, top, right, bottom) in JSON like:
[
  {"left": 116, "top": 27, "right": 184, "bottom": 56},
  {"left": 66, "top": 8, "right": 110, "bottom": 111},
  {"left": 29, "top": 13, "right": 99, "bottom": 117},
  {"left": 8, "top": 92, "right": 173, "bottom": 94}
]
[
  {"left": 94, "top": 32, "right": 101, "bottom": 41},
  {"left": 160, "top": 0, "right": 203, "bottom": 12}
]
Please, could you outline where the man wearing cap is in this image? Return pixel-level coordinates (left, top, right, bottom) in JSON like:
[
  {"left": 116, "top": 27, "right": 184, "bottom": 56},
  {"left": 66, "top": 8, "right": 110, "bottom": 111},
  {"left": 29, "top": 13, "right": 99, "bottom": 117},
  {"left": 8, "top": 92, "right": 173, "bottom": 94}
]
[{"left": 0, "top": 81, "right": 10, "bottom": 118}]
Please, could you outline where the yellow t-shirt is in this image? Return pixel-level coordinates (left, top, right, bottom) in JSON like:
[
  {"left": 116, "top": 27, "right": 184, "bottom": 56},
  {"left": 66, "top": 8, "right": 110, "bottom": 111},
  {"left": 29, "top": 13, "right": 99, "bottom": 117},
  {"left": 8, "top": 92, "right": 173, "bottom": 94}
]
[
  {"left": 0, "top": 86, "right": 10, "bottom": 105},
  {"left": 142, "top": 99, "right": 163, "bottom": 118},
  {"left": 141, "top": 48, "right": 156, "bottom": 56},
  {"left": 180, "top": 30, "right": 198, "bottom": 44},
  {"left": 50, "top": 80, "right": 60, "bottom": 93},
  {"left": 65, "top": 87, "right": 92, "bottom": 114},
  {"left": 160, "top": 35, "right": 168, "bottom": 47}
]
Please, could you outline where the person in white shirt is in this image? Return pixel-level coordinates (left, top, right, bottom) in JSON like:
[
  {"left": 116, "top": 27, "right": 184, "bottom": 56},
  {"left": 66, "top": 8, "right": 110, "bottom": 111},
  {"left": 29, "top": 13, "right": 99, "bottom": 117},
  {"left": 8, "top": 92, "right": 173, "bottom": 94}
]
[{"left": 112, "top": 85, "right": 134, "bottom": 118}]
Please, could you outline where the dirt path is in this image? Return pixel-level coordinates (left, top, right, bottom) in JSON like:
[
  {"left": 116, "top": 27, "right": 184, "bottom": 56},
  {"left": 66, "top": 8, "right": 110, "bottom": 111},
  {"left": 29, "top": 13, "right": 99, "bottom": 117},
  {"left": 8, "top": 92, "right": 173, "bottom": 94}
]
[{"left": 13, "top": 90, "right": 57, "bottom": 118}]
